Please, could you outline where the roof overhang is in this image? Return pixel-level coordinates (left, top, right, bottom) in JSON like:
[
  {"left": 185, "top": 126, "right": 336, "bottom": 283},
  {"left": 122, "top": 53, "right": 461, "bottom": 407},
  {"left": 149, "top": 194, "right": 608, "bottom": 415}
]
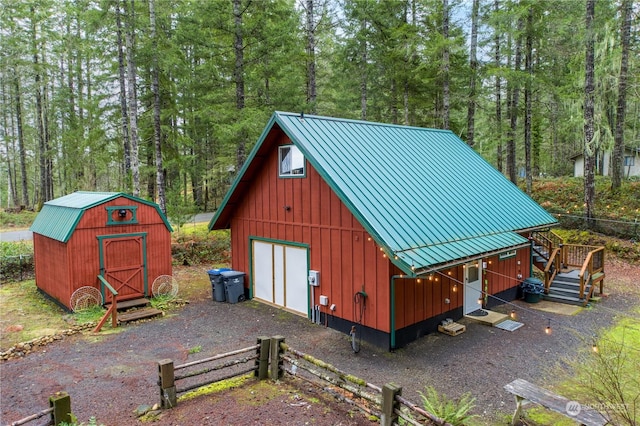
[{"left": 391, "top": 231, "right": 531, "bottom": 276}]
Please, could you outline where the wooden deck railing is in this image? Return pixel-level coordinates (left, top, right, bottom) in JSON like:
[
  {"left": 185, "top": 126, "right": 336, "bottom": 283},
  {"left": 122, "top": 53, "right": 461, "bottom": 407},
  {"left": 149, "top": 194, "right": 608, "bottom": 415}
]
[
  {"left": 578, "top": 247, "right": 605, "bottom": 303},
  {"left": 543, "top": 248, "right": 562, "bottom": 292},
  {"left": 94, "top": 275, "right": 118, "bottom": 333},
  {"left": 561, "top": 244, "right": 602, "bottom": 269},
  {"left": 532, "top": 231, "right": 606, "bottom": 305}
]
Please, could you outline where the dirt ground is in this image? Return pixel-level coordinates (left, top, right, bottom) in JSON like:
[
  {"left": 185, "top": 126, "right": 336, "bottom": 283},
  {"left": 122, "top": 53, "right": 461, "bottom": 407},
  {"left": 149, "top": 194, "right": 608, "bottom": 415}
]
[{"left": 1, "top": 260, "right": 638, "bottom": 426}]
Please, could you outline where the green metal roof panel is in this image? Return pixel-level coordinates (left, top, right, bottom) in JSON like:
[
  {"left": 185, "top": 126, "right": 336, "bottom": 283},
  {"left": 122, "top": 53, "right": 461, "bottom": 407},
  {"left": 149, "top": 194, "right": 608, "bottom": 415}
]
[
  {"left": 211, "top": 112, "right": 557, "bottom": 272},
  {"left": 30, "top": 191, "right": 173, "bottom": 242},
  {"left": 45, "top": 191, "right": 121, "bottom": 209},
  {"left": 30, "top": 204, "right": 85, "bottom": 242},
  {"left": 397, "top": 232, "right": 529, "bottom": 270}
]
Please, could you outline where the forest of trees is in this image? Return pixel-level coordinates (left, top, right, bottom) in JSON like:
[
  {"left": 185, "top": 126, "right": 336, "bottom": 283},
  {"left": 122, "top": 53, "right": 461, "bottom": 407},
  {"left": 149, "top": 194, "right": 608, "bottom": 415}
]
[{"left": 0, "top": 0, "right": 638, "bottom": 217}]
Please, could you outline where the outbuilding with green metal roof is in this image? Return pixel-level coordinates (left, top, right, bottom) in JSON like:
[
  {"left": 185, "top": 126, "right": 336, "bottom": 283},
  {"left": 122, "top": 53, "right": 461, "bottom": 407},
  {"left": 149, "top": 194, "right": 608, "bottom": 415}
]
[
  {"left": 30, "top": 191, "right": 173, "bottom": 311},
  {"left": 209, "top": 112, "right": 557, "bottom": 349}
]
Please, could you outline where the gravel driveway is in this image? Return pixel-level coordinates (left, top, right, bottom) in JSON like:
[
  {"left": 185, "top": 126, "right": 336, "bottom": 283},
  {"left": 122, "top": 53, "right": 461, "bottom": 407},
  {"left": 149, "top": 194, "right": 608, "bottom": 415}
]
[{"left": 1, "top": 261, "right": 638, "bottom": 425}]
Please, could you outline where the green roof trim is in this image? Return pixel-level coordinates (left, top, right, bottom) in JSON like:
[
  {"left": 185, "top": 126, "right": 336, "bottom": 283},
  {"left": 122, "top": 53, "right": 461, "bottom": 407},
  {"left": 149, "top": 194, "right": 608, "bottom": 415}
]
[
  {"left": 31, "top": 191, "right": 172, "bottom": 242},
  {"left": 210, "top": 112, "right": 557, "bottom": 273}
]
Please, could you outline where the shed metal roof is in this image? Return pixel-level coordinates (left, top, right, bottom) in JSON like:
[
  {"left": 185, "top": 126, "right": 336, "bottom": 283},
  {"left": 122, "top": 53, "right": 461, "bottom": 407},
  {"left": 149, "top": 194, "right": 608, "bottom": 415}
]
[
  {"left": 30, "top": 191, "right": 172, "bottom": 242},
  {"left": 210, "top": 112, "right": 557, "bottom": 274}
]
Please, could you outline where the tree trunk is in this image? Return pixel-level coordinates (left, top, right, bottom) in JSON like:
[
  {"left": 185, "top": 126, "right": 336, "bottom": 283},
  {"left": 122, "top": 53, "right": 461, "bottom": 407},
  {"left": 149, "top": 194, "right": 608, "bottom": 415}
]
[
  {"left": 441, "top": 0, "right": 450, "bottom": 130},
  {"left": 524, "top": 7, "right": 533, "bottom": 194},
  {"left": 466, "top": 0, "right": 479, "bottom": 146},
  {"left": 30, "top": 6, "right": 50, "bottom": 207},
  {"left": 584, "top": 0, "right": 596, "bottom": 229},
  {"left": 360, "top": 15, "right": 367, "bottom": 120},
  {"left": 507, "top": 18, "right": 523, "bottom": 184},
  {"left": 13, "top": 74, "right": 29, "bottom": 207},
  {"left": 149, "top": 0, "right": 165, "bottom": 213},
  {"left": 610, "top": 0, "right": 631, "bottom": 192},
  {"left": 306, "top": 0, "right": 317, "bottom": 112},
  {"left": 125, "top": 0, "right": 140, "bottom": 196},
  {"left": 115, "top": 0, "right": 131, "bottom": 188},
  {"left": 494, "top": 0, "right": 503, "bottom": 173},
  {"left": 1, "top": 80, "right": 17, "bottom": 207},
  {"left": 233, "top": 0, "right": 247, "bottom": 170}
]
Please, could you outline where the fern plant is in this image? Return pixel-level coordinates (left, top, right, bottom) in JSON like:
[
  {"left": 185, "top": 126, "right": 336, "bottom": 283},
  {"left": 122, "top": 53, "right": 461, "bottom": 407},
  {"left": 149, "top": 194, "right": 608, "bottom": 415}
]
[{"left": 418, "top": 386, "right": 477, "bottom": 426}]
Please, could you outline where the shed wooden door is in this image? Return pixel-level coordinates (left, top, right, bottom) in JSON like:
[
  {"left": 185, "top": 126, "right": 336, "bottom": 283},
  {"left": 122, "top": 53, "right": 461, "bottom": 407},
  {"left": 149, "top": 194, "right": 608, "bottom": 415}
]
[
  {"left": 252, "top": 240, "right": 308, "bottom": 316},
  {"left": 99, "top": 234, "right": 147, "bottom": 301}
]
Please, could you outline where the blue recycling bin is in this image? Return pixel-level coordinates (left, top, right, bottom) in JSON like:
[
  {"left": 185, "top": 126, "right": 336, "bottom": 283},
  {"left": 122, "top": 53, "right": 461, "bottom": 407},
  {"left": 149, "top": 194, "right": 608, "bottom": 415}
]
[{"left": 207, "top": 268, "right": 231, "bottom": 302}]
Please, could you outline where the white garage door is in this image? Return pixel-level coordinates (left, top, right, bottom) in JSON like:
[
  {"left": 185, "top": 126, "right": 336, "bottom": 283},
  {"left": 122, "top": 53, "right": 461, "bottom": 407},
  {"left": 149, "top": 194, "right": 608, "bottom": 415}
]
[{"left": 252, "top": 240, "right": 308, "bottom": 316}]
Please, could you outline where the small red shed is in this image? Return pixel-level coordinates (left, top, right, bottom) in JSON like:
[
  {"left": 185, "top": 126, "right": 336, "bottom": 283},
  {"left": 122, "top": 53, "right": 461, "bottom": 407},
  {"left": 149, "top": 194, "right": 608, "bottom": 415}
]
[
  {"left": 209, "top": 112, "right": 558, "bottom": 350},
  {"left": 30, "top": 191, "right": 173, "bottom": 310}
]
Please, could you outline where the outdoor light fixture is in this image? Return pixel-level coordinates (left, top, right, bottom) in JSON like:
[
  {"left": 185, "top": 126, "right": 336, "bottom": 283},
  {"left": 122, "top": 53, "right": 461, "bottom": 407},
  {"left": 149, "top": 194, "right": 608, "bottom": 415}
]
[
  {"left": 545, "top": 319, "right": 552, "bottom": 335},
  {"left": 452, "top": 284, "right": 457, "bottom": 292},
  {"left": 118, "top": 209, "right": 127, "bottom": 218},
  {"left": 477, "top": 297, "right": 483, "bottom": 305},
  {"left": 510, "top": 310, "right": 517, "bottom": 319}
]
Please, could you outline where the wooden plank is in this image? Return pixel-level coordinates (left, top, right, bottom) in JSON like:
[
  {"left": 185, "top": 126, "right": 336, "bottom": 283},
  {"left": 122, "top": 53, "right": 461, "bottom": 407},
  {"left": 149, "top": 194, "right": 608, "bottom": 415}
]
[
  {"left": 504, "top": 379, "right": 608, "bottom": 426},
  {"left": 106, "top": 298, "right": 149, "bottom": 311},
  {"left": 438, "top": 323, "right": 466, "bottom": 336},
  {"left": 118, "top": 308, "right": 163, "bottom": 323}
]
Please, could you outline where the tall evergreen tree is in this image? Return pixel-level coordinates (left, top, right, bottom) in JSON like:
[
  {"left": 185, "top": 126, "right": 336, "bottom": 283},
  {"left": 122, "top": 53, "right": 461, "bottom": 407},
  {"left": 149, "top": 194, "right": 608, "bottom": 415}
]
[
  {"left": 584, "top": 0, "right": 596, "bottom": 228},
  {"left": 610, "top": 0, "right": 632, "bottom": 191}
]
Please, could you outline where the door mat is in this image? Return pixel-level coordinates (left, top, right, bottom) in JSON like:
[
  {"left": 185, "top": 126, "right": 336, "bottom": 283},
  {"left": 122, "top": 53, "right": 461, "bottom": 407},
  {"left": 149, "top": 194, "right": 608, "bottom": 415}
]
[
  {"left": 466, "top": 309, "right": 489, "bottom": 317},
  {"left": 494, "top": 319, "right": 524, "bottom": 332}
]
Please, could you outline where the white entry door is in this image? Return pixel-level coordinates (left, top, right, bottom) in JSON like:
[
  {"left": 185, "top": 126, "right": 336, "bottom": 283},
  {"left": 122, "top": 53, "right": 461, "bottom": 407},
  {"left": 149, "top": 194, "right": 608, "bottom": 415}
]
[
  {"left": 252, "top": 240, "right": 309, "bottom": 316},
  {"left": 464, "top": 262, "right": 483, "bottom": 315}
]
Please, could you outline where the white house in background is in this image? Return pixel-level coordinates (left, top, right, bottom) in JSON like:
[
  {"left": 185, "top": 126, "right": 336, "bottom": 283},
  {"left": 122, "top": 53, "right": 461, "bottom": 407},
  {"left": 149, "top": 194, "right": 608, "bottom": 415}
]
[{"left": 572, "top": 147, "right": 640, "bottom": 177}]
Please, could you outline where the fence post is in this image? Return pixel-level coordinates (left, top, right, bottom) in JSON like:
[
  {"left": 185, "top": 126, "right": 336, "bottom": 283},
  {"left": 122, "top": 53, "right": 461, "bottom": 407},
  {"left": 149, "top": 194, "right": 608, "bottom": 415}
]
[
  {"left": 269, "top": 335, "right": 285, "bottom": 381},
  {"left": 49, "top": 391, "right": 72, "bottom": 425},
  {"left": 158, "top": 359, "right": 177, "bottom": 409},
  {"left": 256, "top": 336, "right": 271, "bottom": 380},
  {"left": 380, "top": 383, "right": 402, "bottom": 426}
]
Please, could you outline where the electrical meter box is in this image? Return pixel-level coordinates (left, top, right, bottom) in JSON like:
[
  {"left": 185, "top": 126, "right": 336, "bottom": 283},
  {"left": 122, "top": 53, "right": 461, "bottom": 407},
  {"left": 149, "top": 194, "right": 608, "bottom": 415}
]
[{"left": 308, "top": 270, "right": 320, "bottom": 287}]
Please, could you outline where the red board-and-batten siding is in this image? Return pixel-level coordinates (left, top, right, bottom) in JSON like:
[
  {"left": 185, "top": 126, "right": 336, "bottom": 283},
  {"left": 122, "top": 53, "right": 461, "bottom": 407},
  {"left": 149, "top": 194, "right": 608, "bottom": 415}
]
[
  {"left": 33, "top": 198, "right": 172, "bottom": 309},
  {"left": 393, "top": 251, "right": 530, "bottom": 330},
  {"left": 229, "top": 131, "right": 530, "bottom": 334}
]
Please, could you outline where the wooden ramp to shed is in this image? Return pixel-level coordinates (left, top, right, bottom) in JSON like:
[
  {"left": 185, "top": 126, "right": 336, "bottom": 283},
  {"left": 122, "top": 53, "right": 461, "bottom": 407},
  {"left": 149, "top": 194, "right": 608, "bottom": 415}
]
[
  {"left": 504, "top": 378, "right": 609, "bottom": 426},
  {"left": 105, "top": 298, "right": 163, "bottom": 324}
]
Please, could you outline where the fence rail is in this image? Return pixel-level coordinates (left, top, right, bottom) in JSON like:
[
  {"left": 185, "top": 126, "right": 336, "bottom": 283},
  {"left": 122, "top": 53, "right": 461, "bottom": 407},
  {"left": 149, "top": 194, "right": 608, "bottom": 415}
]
[
  {"left": 158, "top": 341, "right": 263, "bottom": 409},
  {"left": 157, "top": 336, "right": 452, "bottom": 426},
  {"left": 553, "top": 213, "right": 640, "bottom": 239},
  {"left": 8, "top": 392, "right": 71, "bottom": 426}
]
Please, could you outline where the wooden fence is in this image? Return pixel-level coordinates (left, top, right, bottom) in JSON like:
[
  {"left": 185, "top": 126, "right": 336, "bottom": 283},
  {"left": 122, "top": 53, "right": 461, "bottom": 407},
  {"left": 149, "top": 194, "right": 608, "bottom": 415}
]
[
  {"left": 8, "top": 392, "right": 71, "bottom": 426},
  {"left": 157, "top": 336, "right": 452, "bottom": 426}
]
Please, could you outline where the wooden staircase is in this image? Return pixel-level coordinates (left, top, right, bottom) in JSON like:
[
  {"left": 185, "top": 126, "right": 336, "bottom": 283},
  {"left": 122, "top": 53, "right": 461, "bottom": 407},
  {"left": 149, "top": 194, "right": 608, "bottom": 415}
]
[
  {"left": 105, "top": 298, "right": 163, "bottom": 324},
  {"left": 531, "top": 231, "right": 606, "bottom": 306},
  {"left": 544, "top": 270, "right": 597, "bottom": 306}
]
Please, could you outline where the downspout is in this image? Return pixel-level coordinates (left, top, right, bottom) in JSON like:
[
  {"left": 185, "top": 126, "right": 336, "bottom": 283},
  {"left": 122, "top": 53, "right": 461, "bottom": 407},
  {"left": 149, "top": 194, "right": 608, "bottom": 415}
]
[{"left": 529, "top": 237, "right": 534, "bottom": 278}]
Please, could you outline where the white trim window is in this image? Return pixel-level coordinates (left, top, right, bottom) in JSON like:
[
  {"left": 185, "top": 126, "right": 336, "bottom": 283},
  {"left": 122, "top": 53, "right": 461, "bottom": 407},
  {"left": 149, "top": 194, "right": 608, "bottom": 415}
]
[{"left": 279, "top": 145, "right": 305, "bottom": 177}]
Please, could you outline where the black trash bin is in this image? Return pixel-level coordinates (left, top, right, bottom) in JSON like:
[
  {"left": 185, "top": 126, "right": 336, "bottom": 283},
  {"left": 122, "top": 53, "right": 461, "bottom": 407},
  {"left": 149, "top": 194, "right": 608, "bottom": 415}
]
[
  {"left": 521, "top": 277, "right": 544, "bottom": 303},
  {"left": 208, "top": 268, "right": 231, "bottom": 302},
  {"left": 221, "top": 271, "right": 246, "bottom": 304}
]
